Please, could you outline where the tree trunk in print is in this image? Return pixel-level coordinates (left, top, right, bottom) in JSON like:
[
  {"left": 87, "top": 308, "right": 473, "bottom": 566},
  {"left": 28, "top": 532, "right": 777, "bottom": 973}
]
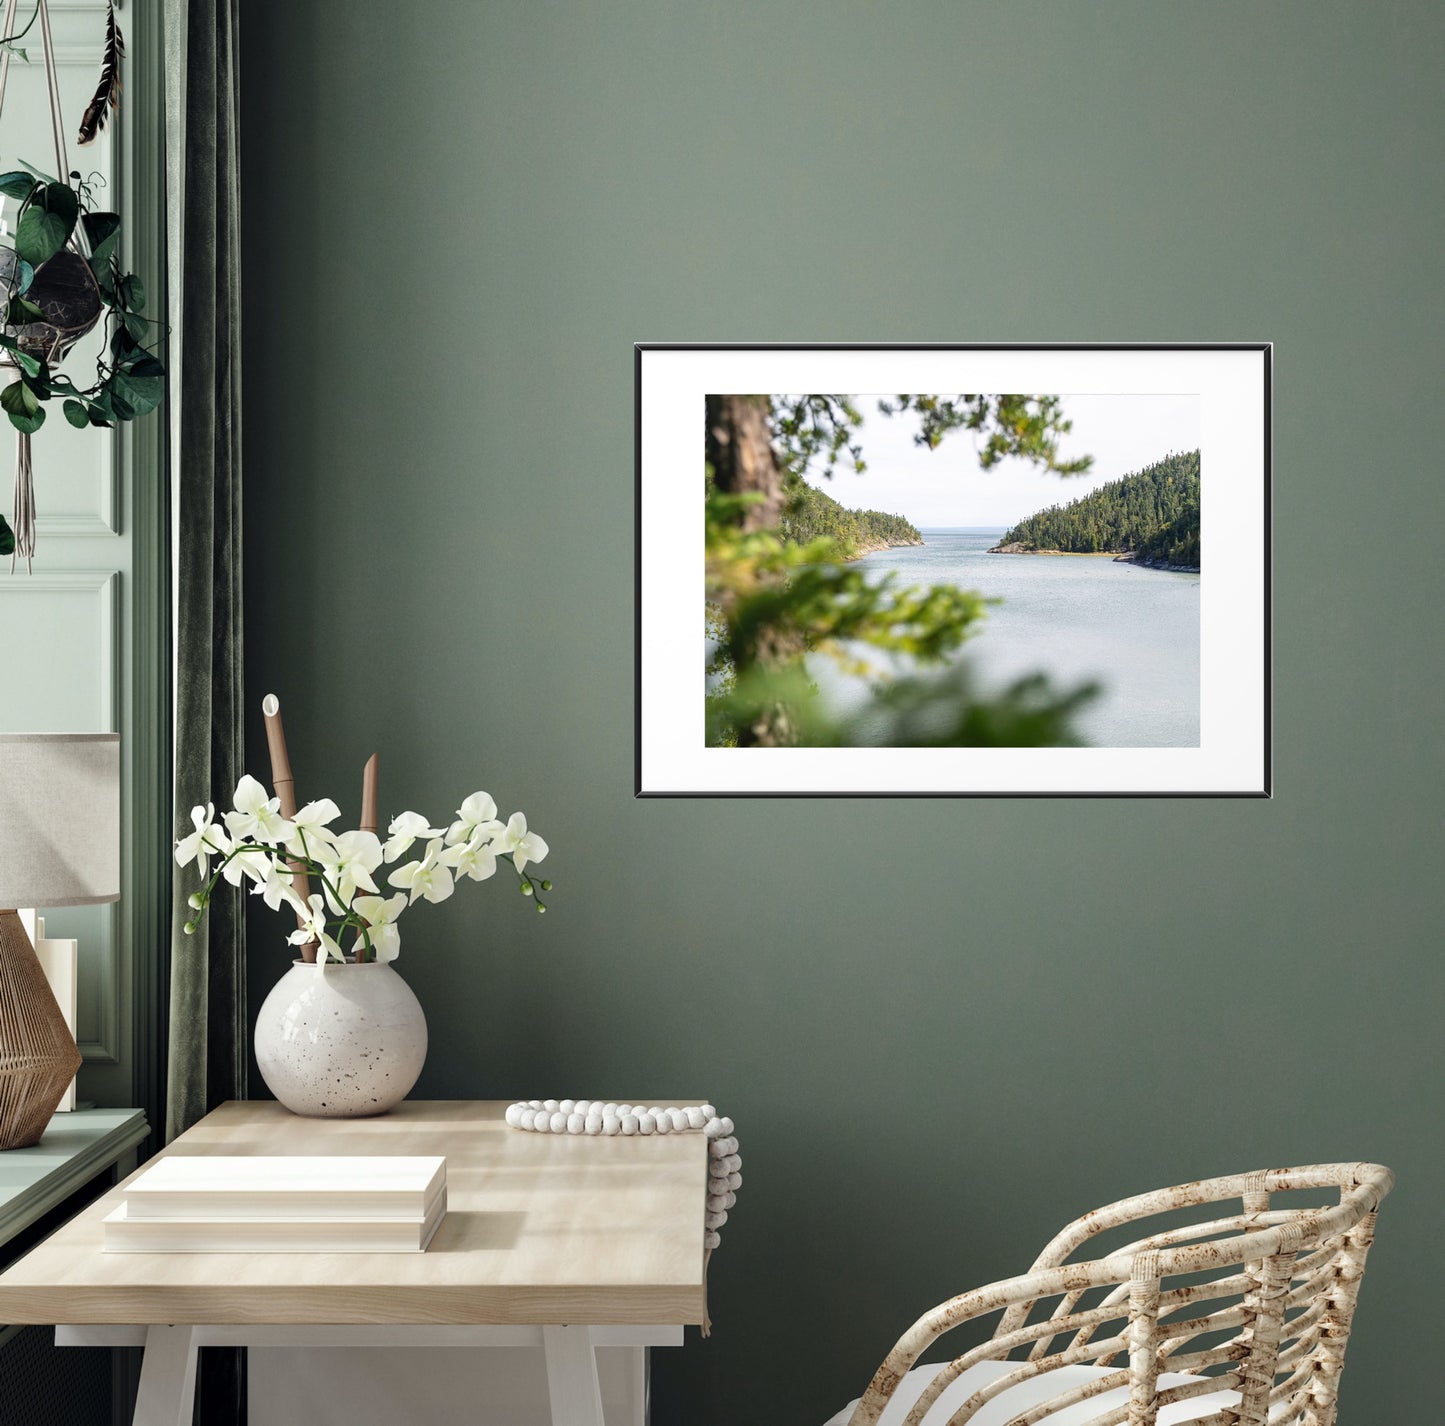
[
  {"left": 706, "top": 394, "right": 784, "bottom": 532},
  {"left": 705, "top": 394, "right": 799, "bottom": 746}
]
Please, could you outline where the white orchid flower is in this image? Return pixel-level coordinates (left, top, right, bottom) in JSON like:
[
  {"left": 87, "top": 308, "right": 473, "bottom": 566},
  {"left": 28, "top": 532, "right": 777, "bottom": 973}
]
[
  {"left": 191, "top": 774, "right": 554, "bottom": 939},
  {"left": 446, "top": 791, "right": 504, "bottom": 848},
  {"left": 494, "top": 812, "right": 549, "bottom": 874},
  {"left": 252, "top": 861, "right": 308, "bottom": 917},
  {"left": 316, "top": 830, "right": 383, "bottom": 911},
  {"left": 224, "top": 774, "right": 295, "bottom": 845},
  {"left": 221, "top": 840, "right": 274, "bottom": 887},
  {"left": 288, "top": 893, "right": 344, "bottom": 964},
  {"left": 175, "top": 803, "right": 223, "bottom": 875},
  {"left": 286, "top": 798, "right": 341, "bottom": 856},
  {"left": 440, "top": 833, "right": 498, "bottom": 883},
  {"left": 387, "top": 838, "right": 455, "bottom": 905},
  {"left": 382, "top": 811, "right": 446, "bottom": 863},
  {"left": 351, "top": 892, "right": 407, "bottom": 963}
]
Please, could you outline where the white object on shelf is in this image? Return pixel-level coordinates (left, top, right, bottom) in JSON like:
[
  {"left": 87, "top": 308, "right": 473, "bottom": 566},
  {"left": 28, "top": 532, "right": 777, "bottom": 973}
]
[
  {"left": 102, "top": 1186, "right": 447, "bottom": 1253},
  {"left": 119, "top": 1154, "right": 446, "bottom": 1220},
  {"left": 19, "top": 911, "right": 78, "bottom": 1111}
]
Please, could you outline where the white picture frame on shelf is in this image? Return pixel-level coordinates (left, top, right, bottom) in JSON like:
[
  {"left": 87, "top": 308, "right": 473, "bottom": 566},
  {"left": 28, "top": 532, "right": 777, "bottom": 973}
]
[{"left": 636, "top": 343, "right": 1270, "bottom": 798}]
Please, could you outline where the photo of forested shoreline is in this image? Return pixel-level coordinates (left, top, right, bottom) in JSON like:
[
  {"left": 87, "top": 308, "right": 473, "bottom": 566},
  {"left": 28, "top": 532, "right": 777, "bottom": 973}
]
[
  {"left": 704, "top": 394, "right": 1201, "bottom": 750},
  {"left": 989, "top": 449, "right": 1200, "bottom": 570}
]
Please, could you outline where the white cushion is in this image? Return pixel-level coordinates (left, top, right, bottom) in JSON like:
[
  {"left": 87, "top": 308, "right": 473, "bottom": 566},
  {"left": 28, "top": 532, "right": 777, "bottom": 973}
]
[{"left": 821, "top": 1359, "right": 1243, "bottom": 1426}]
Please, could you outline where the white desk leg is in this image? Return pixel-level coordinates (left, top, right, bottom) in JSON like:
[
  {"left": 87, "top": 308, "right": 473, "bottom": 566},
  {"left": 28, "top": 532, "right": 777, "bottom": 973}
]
[
  {"left": 132, "top": 1325, "right": 198, "bottom": 1426},
  {"left": 542, "top": 1325, "right": 605, "bottom": 1426},
  {"left": 616, "top": 1344, "right": 648, "bottom": 1426}
]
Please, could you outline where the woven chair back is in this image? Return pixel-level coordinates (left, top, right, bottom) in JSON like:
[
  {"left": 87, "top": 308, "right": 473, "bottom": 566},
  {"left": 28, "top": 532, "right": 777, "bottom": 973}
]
[{"left": 849, "top": 1162, "right": 1393, "bottom": 1426}]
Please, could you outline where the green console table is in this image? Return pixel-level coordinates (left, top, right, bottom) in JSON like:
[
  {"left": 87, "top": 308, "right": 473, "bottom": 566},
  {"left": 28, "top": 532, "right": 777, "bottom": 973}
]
[
  {"left": 0, "top": 1109, "right": 149, "bottom": 1426},
  {"left": 0, "top": 1110, "right": 150, "bottom": 1264}
]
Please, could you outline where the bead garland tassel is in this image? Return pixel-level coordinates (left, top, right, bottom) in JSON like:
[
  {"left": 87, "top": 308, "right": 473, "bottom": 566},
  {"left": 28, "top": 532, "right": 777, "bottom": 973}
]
[{"left": 505, "top": 1099, "right": 740, "bottom": 1336}]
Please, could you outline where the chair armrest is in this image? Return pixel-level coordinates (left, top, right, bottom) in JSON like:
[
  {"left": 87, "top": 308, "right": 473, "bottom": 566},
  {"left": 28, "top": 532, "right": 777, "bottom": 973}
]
[{"left": 848, "top": 1261, "right": 1117, "bottom": 1426}]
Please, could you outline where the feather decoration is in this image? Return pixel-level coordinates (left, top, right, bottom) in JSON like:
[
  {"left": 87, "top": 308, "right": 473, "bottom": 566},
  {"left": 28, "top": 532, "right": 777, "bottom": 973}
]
[{"left": 77, "top": 1, "right": 124, "bottom": 147}]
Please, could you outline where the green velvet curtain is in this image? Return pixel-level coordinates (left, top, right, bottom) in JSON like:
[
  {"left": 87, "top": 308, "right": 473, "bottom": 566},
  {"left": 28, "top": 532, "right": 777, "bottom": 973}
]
[{"left": 164, "top": 0, "right": 244, "bottom": 1418}]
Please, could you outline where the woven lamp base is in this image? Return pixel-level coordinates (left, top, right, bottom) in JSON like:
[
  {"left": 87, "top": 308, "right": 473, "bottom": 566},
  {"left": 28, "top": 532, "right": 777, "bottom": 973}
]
[{"left": 0, "top": 910, "right": 82, "bottom": 1150}]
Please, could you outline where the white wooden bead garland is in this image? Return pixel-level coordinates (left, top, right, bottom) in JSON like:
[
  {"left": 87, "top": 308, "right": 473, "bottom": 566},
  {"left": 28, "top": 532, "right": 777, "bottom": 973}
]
[{"left": 506, "top": 1098, "right": 741, "bottom": 1332}]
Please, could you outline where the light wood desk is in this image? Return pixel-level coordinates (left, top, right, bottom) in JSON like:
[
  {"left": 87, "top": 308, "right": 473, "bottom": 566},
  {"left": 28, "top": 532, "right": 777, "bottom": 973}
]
[{"left": 0, "top": 1100, "right": 709, "bottom": 1426}]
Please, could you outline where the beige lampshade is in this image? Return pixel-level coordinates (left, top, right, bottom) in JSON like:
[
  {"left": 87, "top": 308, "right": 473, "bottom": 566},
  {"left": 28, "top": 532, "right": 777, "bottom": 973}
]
[{"left": 0, "top": 734, "right": 120, "bottom": 908}]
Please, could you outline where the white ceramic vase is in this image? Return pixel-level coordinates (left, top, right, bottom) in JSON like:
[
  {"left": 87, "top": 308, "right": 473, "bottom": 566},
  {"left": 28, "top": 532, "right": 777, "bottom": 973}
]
[{"left": 254, "top": 959, "right": 428, "bottom": 1118}]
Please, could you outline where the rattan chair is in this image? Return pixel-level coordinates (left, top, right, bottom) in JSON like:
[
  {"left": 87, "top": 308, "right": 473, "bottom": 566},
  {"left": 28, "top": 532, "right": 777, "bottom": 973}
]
[{"left": 824, "top": 1163, "right": 1393, "bottom": 1426}]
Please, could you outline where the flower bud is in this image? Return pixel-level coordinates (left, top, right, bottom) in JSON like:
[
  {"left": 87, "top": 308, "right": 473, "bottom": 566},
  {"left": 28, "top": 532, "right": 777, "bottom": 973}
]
[
  {"left": 521, "top": 882, "right": 534, "bottom": 896},
  {"left": 188, "top": 892, "right": 204, "bottom": 909},
  {"left": 540, "top": 880, "right": 552, "bottom": 891},
  {"left": 183, "top": 920, "right": 196, "bottom": 935}
]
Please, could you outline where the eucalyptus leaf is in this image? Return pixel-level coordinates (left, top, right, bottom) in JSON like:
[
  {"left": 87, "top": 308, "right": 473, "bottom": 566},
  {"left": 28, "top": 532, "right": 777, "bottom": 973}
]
[
  {"left": 91, "top": 260, "right": 116, "bottom": 302},
  {"left": 62, "top": 398, "right": 89, "bottom": 429},
  {"left": 109, "top": 392, "right": 135, "bottom": 421},
  {"left": 16, "top": 159, "right": 57, "bottom": 183},
  {"left": 1, "top": 380, "right": 38, "bottom": 418},
  {"left": 81, "top": 211, "right": 121, "bottom": 264},
  {"left": 6, "top": 295, "right": 44, "bottom": 326},
  {"left": 110, "top": 369, "right": 162, "bottom": 416},
  {"left": 2, "top": 378, "right": 44, "bottom": 433},
  {"left": 15, "top": 181, "right": 80, "bottom": 265},
  {"left": 40, "top": 182, "right": 79, "bottom": 227},
  {"left": 25, "top": 358, "right": 51, "bottom": 394},
  {"left": 123, "top": 351, "right": 165, "bottom": 378},
  {"left": 14, "top": 205, "right": 68, "bottom": 266},
  {"left": 0, "top": 171, "right": 36, "bottom": 201},
  {"left": 0, "top": 512, "right": 13, "bottom": 558}
]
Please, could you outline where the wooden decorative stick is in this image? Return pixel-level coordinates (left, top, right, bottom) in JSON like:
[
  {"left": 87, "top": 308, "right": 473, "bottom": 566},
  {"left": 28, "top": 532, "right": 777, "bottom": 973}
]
[
  {"left": 360, "top": 754, "right": 379, "bottom": 835},
  {"left": 354, "top": 754, "right": 380, "bottom": 961},
  {"left": 261, "top": 694, "right": 317, "bottom": 963}
]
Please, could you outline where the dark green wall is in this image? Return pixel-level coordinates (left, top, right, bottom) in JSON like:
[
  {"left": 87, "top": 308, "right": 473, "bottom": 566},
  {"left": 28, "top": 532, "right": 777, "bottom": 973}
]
[{"left": 240, "top": 4, "right": 1441, "bottom": 1420}]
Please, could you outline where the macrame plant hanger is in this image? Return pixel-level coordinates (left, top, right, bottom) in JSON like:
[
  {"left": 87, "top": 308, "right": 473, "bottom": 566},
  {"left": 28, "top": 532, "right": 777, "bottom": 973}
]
[{"left": 0, "top": 0, "right": 89, "bottom": 572}]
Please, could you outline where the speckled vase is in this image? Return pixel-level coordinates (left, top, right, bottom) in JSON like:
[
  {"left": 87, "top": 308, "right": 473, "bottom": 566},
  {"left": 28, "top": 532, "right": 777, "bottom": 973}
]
[{"left": 253, "top": 960, "right": 428, "bottom": 1118}]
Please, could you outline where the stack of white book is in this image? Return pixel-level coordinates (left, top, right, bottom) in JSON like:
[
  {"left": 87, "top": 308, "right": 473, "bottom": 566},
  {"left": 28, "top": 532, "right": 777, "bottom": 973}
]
[{"left": 103, "top": 1156, "right": 447, "bottom": 1253}]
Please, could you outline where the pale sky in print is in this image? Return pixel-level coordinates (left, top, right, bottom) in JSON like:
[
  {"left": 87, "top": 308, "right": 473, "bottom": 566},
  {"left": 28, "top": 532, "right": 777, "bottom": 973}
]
[{"left": 795, "top": 394, "right": 1200, "bottom": 527}]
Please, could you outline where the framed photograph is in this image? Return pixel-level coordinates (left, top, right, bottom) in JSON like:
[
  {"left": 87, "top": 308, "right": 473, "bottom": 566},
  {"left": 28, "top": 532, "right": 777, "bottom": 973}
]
[{"left": 636, "top": 343, "right": 1270, "bottom": 798}]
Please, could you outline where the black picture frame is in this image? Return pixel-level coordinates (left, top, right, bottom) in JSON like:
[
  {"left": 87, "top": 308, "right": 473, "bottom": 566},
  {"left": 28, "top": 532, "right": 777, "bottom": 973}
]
[{"left": 636, "top": 343, "right": 1271, "bottom": 799}]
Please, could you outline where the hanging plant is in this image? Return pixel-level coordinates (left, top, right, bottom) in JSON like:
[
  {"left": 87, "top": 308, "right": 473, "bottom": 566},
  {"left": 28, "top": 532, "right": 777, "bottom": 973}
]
[
  {"left": 0, "top": 165, "right": 162, "bottom": 434},
  {"left": 0, "top": 0, "right": 159, "bottom": 569}
]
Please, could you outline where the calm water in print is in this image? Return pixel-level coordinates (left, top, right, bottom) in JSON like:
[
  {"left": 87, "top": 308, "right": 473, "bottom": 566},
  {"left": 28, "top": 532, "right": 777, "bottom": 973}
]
[{"left": 819, "top": 528, "right": 1200, "bottom": 747}]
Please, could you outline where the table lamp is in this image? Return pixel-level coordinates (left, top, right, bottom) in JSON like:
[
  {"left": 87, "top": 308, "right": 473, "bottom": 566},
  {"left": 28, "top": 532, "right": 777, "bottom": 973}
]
[{"left": 0, "top": 733, "right": 120, "bottom": 1149}]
